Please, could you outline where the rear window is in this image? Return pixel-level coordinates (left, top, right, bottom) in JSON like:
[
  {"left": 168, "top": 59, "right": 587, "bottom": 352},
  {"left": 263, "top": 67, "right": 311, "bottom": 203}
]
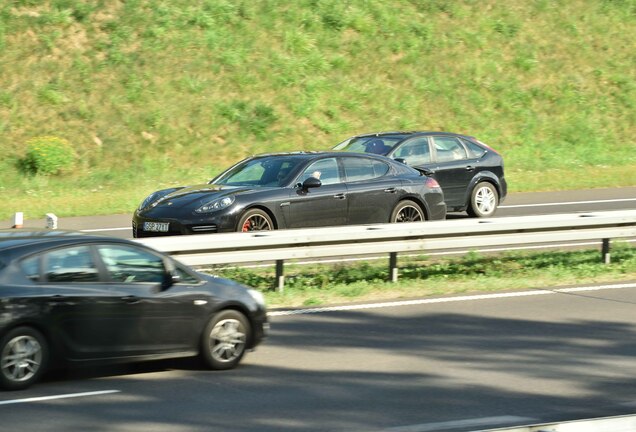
[
  {"left": 343, "top": 157, "right": 390, "bottom": 182},
  {"left": 462, "top": 138, "right": 487, "bottom": 158}
]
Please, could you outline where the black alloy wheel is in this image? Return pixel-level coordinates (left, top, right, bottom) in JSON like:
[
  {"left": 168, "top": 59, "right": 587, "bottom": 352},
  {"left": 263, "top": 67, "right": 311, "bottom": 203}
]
[
  {"left": 237, "top": 209, "right": 274, "bottom": 232},
  {"left": 390, "top": 200, "right": 425, "bottom": 223}
]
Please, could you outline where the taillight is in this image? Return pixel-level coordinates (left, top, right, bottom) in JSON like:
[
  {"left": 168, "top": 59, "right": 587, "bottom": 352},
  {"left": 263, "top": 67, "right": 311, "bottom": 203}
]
[{"left": 425, "top": 177, "right": 441, "bottom": 188}]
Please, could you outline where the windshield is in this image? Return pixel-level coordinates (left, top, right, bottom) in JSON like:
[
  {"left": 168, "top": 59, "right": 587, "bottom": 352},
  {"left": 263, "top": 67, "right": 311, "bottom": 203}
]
[
  {"left": 334, "top": 136, "right": 405, "bottom": 155},
  {"left": 211, "top": 156, "right": 306, "bottom": 187}
]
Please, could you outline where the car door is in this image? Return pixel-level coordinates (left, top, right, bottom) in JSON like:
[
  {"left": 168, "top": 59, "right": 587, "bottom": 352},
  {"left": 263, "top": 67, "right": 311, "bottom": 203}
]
[
  {"left": 38, "top": 244, "right": 128, "bottom": 359},
  {"left": 95, "top": 244, "right": 205, "bottom": 355},
  {"left": 342, "top": 156, "right": 401, "bottom": 224},
  {"left": 286, "top": 157, "right": 348, "bottom": 228},
  {"left": 429, "top": 136, "right": 475, "bottom": 208}
]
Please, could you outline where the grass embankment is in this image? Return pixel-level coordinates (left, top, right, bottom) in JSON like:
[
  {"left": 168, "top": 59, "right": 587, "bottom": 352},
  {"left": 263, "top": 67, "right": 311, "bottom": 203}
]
[
  {"left": 213, "top": 245, "right": 636, "bottom": 308},
  {"left": 1, "top": 1, "right": 635, "bottom": 220}
]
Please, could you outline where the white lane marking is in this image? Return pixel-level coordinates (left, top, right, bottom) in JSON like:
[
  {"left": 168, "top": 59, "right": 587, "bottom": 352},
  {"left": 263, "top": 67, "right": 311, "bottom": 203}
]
[
  {"left": 0, "top": 390, "right": 120, "bottom": 406},
  {"left": 80, "top": 227, "right": 129, "bottom": 232},
  {"left": 500, "top": 197, "right": 636, "bottom": 209},
  {"left": 268, "top": 282, "right": 636, "bottom": 316},
  {"left": 384, "top": 415, "right": 535, "bottom": 432}
]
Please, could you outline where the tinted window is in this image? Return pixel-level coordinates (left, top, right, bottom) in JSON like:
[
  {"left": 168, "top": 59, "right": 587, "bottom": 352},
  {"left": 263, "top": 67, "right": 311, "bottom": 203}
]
[
  {"left": 97, "top": 245, "right": 165, "bottom": 283},
  {"left": 300, "top": 158, "right": 341, "bottom": 185},
  {"left": 433, "top": 137, "right": 468, "bottom": 162},
  {"left": 214, "top": 156, "right": 305, "bottom": 187},
  {"left": 175, "top": 265, "right": 200, "bottom": 284},
  {"left": 44, "top": 246, "right": 99, "bottom": 283},
  {"left": 462, "top": 138, "right": 487, "bottom": 158},
  {"left": 21, "top": 255, "right": 39, "bottom": 282},
  {"left": 343, "top": 158, "right": 390, "bottom": 182},
  {"left": 393, "top": 138, "right": 431, "bottom": 166}
]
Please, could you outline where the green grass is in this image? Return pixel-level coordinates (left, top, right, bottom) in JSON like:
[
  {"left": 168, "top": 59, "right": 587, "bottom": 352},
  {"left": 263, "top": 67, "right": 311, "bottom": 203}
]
[
  {"left": 1, "top": 0, "right": 635, "bottom": 220},
  {"left": 212, "top": 244, "right": 636, "bottom": 308}
]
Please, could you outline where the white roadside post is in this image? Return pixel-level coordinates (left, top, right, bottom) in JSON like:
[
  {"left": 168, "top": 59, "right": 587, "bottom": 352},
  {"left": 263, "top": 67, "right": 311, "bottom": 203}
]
[
  {"left": 46, "top": 213, "right": 58, "bottom": 229},
  {"left": 12, "top": 212, "right": 24, "bottom": 229}
]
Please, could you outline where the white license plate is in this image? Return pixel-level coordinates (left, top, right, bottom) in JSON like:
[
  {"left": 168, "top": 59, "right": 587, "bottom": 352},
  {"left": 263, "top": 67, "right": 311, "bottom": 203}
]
[{"left": 143, "top": 222, "right": 170, "bottom": 232}]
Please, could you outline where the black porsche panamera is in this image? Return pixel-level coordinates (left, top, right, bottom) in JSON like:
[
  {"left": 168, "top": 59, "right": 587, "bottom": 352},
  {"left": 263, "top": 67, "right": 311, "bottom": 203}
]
[
  {"left": 0, "top": 230, "right": 268, "bottom": 390},
  {"left": 132, "top": 151, "right": 446, "bottom": 237},
  {"left": 333, "top": 131, "right": 507, "bottom": 218}
]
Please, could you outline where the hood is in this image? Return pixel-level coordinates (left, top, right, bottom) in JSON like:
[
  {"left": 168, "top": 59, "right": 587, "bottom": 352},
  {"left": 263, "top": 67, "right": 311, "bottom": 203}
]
[{"left": 149, "top": 184, "right": 248, "bottom": 209}]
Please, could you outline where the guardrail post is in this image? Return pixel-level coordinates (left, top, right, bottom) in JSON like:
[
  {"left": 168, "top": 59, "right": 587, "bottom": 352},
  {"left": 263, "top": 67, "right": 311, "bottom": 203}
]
[
  {"left": 275, "top": 259, "right": 285, "bottom": 292},
  {"left": 602, "top": 238, "right": 611, "bottom": 264},
  {"left": 389, "top": 252, "right": 398, "bottom": 283}
]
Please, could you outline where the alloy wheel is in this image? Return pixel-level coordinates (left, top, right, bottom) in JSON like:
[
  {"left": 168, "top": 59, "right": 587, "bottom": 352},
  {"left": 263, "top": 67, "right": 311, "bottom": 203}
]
[
  {"left": 1, "top": 335, "right": 43, "bottom": 385},
  {"left": 209, "top": 318, "right": 247, "bottom": 364}
]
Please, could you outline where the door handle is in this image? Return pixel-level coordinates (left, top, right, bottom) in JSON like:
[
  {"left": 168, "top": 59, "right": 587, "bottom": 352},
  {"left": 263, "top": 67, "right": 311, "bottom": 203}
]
[
  {"left": 333, "top": 193, "right": 346, "bottom": 200},
  {"left": 384, "top": 188, "right": 396, "bottom": 193},
  {"left": 465, "top": 165, "right": 475, "bottom": 172},
  {"left": 121, "top": 296, "right": 141, "bottom": 304}
]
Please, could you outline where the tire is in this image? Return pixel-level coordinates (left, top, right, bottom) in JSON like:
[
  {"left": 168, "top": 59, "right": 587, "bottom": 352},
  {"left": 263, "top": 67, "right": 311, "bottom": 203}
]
[
  {"left": 0, "top": 327, "right": 48, "bottom": 391},
  {"left": 237, "top": 209, "right": 274, "bottom": 232},
  {"left": 200, "top": 310, "right": 251, "bottom": 370},
  {"left": 390, "top": 200, "right": 425, "bottom": 223},
  {"left": 467, "top": 182, "right": 498, "bottom": 218}
]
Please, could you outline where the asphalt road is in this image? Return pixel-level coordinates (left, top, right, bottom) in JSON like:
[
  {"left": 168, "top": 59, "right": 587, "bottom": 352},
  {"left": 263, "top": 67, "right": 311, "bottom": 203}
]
[
  {"left": 1, "top": 282, "right": 636, "bottom": 431},
  {"left": 3, "top": 186, "right": 636, "bottom": 238}
]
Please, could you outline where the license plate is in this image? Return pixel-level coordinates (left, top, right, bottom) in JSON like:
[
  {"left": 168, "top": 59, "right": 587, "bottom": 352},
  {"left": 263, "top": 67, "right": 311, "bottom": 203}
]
[{"left": 143, "top": 222, "right": 170, "bottom": 232}]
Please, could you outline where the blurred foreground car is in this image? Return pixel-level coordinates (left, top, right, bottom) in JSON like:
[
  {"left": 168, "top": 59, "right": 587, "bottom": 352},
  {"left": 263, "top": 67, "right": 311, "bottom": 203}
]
[
  {"left": 133, "top": 151, "right": 446, "bottom": 237},
  {"left": 0, "top": 230, "right": 268, "bottom": 390},
  {"left": 333, "top": 131, "right": 507, "bottom": 217}
]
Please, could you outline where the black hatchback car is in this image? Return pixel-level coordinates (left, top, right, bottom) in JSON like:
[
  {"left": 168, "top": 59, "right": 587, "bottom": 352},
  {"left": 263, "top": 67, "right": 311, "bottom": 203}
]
[
  {"left": 133, "top": 151, "right": 446, "bottom": 237},
  {"left": 0, "top": 230, "right": 268, "bottom": 390},
  {"left": 333, "top": 131, "right": 507, "bottom": 217}
]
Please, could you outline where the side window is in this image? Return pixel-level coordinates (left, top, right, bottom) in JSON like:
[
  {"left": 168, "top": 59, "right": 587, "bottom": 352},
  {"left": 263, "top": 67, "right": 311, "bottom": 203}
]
[
  {"left": 461, "top": 138, "right": 486, "bottom": 158},
  {"left": 43, "top": 246, "right": 99, "bottom": 283},
  {"left": 343, "top": 158, "right": 390, "bottom": 182},
  {"left": 393, "top": 138, "right": 431, "bottom": 166},
  {"left": 433, "top": 137, "right": 468, "bottom": 162},
  {"left": 97, "top": 245, "right": 166, "bottom": 283},
  {"left": 21, "top": 255, "right": 40, "bottom": 282},
  {"left": 175, "top": 265, "right": 200, "bottom": 284},
  {"left": 300, "top": 158, "right": 341, "bottom": 185}
]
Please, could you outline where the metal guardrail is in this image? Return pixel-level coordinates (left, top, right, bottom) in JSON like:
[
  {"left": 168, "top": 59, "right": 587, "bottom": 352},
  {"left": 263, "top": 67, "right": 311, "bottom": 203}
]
[
  {"left": 476, "top": 413, "right": 636, "bottom": 431},
  {"left": 135, "top": 210, "right": 636, "bottom": 290}
]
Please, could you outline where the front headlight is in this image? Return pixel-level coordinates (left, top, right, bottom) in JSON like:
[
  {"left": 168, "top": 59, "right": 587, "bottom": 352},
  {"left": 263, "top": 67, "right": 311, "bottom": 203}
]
[
  {"left": 195, "top": 196, "right": 235, "bottom": 213},
  {"left": 248, "top": 288, "right": 266, "bottom": 307}
]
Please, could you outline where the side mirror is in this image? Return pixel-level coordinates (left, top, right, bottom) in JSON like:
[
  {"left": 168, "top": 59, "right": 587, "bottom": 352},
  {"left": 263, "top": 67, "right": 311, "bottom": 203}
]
[
  {"left": 162, "top": 271, "right": 180, "bottom": 290},
  {"left": 301, "top": 177, "right": 322, "bottom": 190},
  {"left": 394, "top": 158, "right": 407, "bottom": 165}
]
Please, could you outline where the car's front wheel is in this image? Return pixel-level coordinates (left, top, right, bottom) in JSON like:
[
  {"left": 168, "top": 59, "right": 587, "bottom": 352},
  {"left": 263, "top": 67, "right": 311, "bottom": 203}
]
[
  {"left": 0, "top": 327, "right": 48, "bottom": 391},
  {"left": 201, "top": 310, "right": 250, "bottom": 370},
  {"left": 467, "top": 182, "right": 499, "bottom": 218},
  {"left": 237, "top": 209, "right": 274, "bottom": 232},
  {"left": 390, "top": 200, "right": 425, "bottom": 223}
]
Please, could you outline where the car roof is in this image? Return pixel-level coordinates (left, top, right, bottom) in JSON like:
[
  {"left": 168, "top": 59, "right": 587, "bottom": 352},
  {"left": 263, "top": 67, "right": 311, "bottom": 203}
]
[
  {"left": 0, "top": 229, "right": 130, "bottom": 253},
  {"left": 350, "top": 131, "right": 475, "bottom": 139},
  {"left": 246, "top": 150, "right": 396, "bottom": 161}
]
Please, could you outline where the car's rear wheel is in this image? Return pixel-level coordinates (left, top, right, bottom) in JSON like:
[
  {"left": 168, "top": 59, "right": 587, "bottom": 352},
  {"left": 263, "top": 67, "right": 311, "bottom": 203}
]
[
  {"left": 201, "top": 310, "right": 250, "bottom": 370},
  {"left": 467, "top": 182, "right": 498, "bottom": 218},
  {"left": 390, "top": 200, "right": 425, "bottom": 223},
  {"left": 237, "top": 209, "right": 274, "bottom": 232},
  {"left": 0, "top": 327, "right": 48, "bottom": 391}
]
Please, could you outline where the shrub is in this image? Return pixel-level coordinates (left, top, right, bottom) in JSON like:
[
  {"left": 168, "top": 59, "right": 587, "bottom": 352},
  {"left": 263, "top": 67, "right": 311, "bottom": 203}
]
[{"left": 20, "top": 136, "right": 77, "bottom": 175}]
